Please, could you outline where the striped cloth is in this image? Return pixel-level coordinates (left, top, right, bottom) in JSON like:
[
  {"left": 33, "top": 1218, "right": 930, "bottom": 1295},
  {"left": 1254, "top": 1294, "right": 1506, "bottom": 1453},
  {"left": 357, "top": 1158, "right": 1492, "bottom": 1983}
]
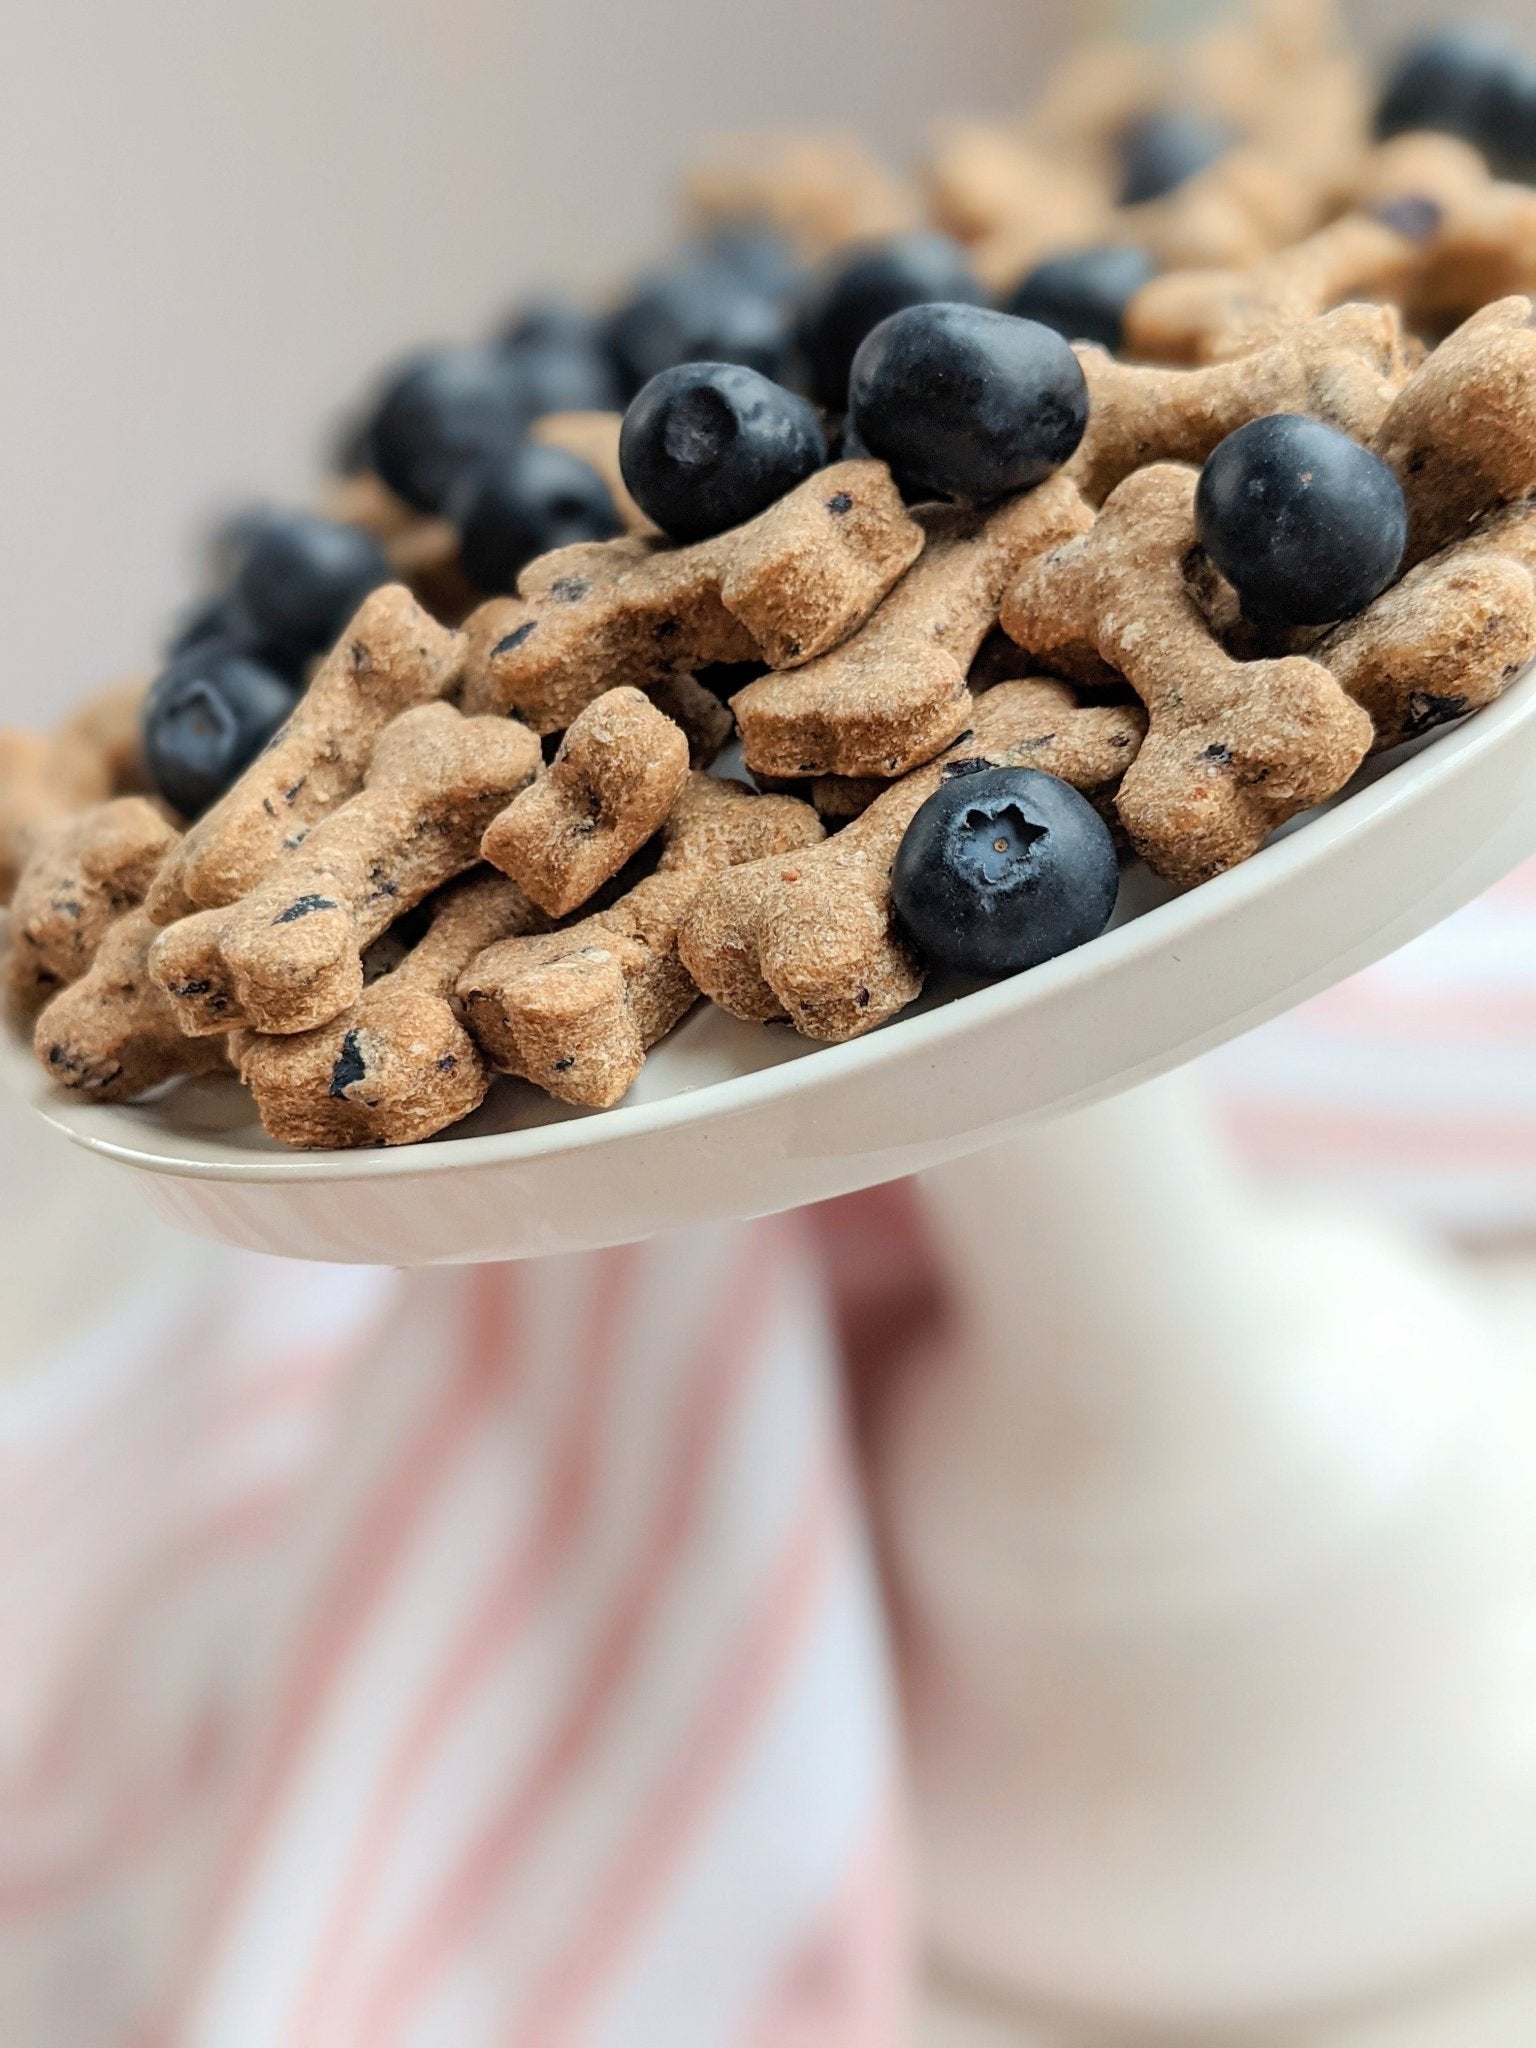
[
  {"left": 0, "top": 1202, "right": 912, "bottom": 2048},
  {"left": 1207, "top": 858, "right": 1536, "bottom": 1235}
]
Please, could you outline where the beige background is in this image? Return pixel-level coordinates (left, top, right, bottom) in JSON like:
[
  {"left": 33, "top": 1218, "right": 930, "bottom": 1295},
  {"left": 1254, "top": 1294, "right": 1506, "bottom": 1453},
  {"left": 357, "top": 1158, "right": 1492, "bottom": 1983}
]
[{"left": 0, "top": 0, "right": 1079, "bottom": 723}]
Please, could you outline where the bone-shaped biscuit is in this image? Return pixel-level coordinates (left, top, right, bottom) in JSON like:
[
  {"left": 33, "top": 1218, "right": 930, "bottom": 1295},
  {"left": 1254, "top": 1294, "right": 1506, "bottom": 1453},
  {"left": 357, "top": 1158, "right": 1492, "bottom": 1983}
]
[
  {"left": 925, "top": 122, "right": 1115, "bottom": 292},
  {"left": 1132, "top": 147, "right": 1335, "bottom": 277},
  {"left": 33, "top": 908, "right": 229, "bottom": 1103},
  {"left": 679, "top": 678, "right": 1145, "bottom": 1041},
  {"left": 1123, "top": 209, "right": 1426, "bottom": 364},
  {"left": 234, "top": 870, "right": 548, "bottom": 1148},
  {"left": 731, "top": 473, "right": 1094, "bottom": 781},
  {"left": 1371, "top": 297, "right": 1536, "bottom": 569},
  {"left": 1066, "top": 304, "right": 1411, "bottom": 506},
  {"left": 684, "top": 133, "right": 920, "bottom": 259},
  {"left": 6, "top": 797, "right": 177, "bottom": 1019},
  {"left": 0, "top": 678, "right": 148, "bottom": 904},
  {"left": 482, "top": 687, "right": 689, "bottom": 915},
  {"left": 1348, "top": 132, "right": 1536, "bottom": 330},
  {"left": 1317, "top": 496, "right": 1536, "bottom": 747},
  {"left": 146, "top": 583, "right": 464, "bottom": 925},
  {"left": 458, "top": 460, "right": 925, "bottom": 735},
  {"left": 459, "top": 776, "right": 825, "bottom": 1107},
  {"left": 1000, "top": 463, "right": 1373, "bottom": 887},
  {"left": 148, "top": 702, "right": 540, "bottom": 1036}
]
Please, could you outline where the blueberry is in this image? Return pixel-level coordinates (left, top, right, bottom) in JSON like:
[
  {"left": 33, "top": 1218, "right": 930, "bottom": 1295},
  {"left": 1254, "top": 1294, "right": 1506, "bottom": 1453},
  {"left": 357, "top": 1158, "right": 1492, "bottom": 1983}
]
[
  {"left": 233, "top": 510, "right": 391, "bottom": 670},
  {"left": 1374, "top": 28, "right": 1512, "bottom": 146},
  {"left": 700, "top": 224, "right": 804, "bottom": 302},
  {"left": 1007, "top": 245, "right": 1157, "bottom": 353},
  {"left": 618, "top": 361, "right": 827, "bottom": 544},
  {"left": 848, "top": 303, "right": 1088, "bottom": 503},
  {"left": 604, "top": 260, "right": 794, "bottom": 399},
  {"left": 165, "top": 590, "right": 261, "bottom": 663},
  {"left": 1195, "top": 414, "right": 1408, "bottom": 628},
  {"left": 795, "top": 230, "right": 988, "bottom": 411},
  {"left": 329, "top": 408, "right": 376, "bottom": 477},
  {"left": 504, "top": 336, "right": 622, "bottom": 417},
  {"left": 452, "top": 442, "right": 623, "bottom": 594},
  {"left": 891, "top": 766, "right": 1119, "bottom": 978},
  {"left": 499, "top": 297, "right": 602, "bottom": 354},
  {"left": 497, "top": 300, "right": 622, "bottom": 415},
  {"left": 367, "top": 345, "right": 526, "bottom": 514},
  {"left": 142, "top": 648, "right": 298, "bottom": 819},
  {"left": 1118, "top": 109, "right": 1233, "bottom": 206},
  {"left": 1480, "top": 54, "right": 1536, "bottom": 181}
]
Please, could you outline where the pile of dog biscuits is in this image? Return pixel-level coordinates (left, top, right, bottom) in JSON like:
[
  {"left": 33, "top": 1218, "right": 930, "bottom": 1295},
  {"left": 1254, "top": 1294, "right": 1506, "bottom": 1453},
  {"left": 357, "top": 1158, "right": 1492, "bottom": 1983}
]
[{"left": 6, "top": 1, "right": 1536, "bottom": 1148}]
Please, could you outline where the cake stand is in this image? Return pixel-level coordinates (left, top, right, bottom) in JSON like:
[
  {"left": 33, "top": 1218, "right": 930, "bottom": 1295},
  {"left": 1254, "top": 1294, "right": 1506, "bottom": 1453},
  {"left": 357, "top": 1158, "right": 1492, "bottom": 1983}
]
[{"left": 10, "top": 666, "right": 1536, "bottom": 2043}]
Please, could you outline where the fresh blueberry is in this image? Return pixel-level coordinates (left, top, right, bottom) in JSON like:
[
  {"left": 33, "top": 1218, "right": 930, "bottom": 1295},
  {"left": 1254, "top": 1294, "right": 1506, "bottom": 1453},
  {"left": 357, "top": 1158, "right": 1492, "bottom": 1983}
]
[
  {"left": 142, "top": 648, "right": 298, "bottom": 818},
  {"left": 499, "top": 297, "right": 602, "bottom": 354},
  {"left": 795, "top": 230, "right": 988, "bottom": 411},
  {"left": 848, "top": 302, "right": 1088, "bottom": 503},
  {"left": 700, "top": 224, "right": 804, "bottom": 302},
  {"left": 232, "top": 510, "right": 391, "bottom": 671},
  {"left": 618, "top": 361, "right": 827, "bottom": 544},
  {"left": 1374, "top": 27, "right": 1513, "bottom": 146},
  {"left": 1006, "top": 244, "right": 1157, "bottom": 353},
  {"left": 452, "top": 442, "right": 623, "bottom": 593},
  {"left": 367, "top": 345, "right": 526, "bottom": 514},
  {"left": 329, "top": 407, "right": 376, "bottom": 477},
  {"left": 604, "top": 260, "right": 794, "bottom": 399},
  {"left": 1195, "top": 414, "right": 1408, "bottom": 628},
  {"left": 505, "top": 336, "right": 622, "bottom": 417},
  {"left": 1480, "top": 53, "right": 1536, "bottom": 181},
  {"left": 497, "top": 300, "right": 622, "bottom": 415},
  {"left": 1117, "top": 109, "right": 1233, "bottom": 205},
  {"left": 891, "top": 766, "right": 1119, "bottom": 978},
  {"left": 165, "top": 590, "right": 259, "bottom": 663}
]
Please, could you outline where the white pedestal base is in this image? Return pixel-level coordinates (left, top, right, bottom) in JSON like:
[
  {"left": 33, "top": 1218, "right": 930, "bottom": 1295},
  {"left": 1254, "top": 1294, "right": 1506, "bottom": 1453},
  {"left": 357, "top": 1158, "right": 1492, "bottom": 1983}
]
[{"left": 881, "top": 1075, "right": 1536, "bottom": 2039}]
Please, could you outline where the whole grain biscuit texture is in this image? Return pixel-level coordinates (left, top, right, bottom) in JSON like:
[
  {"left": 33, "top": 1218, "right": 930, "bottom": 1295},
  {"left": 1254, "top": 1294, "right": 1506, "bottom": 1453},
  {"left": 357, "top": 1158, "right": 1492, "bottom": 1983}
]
[
  {"left": 680, "top": 678, "right": 1145, "bottom": 1041},
  {"left": 34, "top": 907, "right": 229, "bottom": 1103},
  {"left": 459, "top": 778, "right": 824, "bottom": 1107},
  {"left": 732, "top": 473, "right": 1095, "bottom": 781},
  {"left": 235, "top": 870, "right": 548, "bottom": 1148},
  {"left": 1318, "top": 496, "right": 1536, "bottom": 746},
  {"left": 148, "top": 702, "right": 540, "bottom": 1037},
  {"left": 1371, "top": 296, "right": 1536, "bottom": 568},
  {"left": 1001, "top": 463, "right": 1372, "bottom": 886},
  {"left": 1066, "top": 303, "right": 1411, "bottom": 505},
  {"left": 458, "top": 460, "right": 925, "bottom": 734},
  {"left": 482, "top": 687, "right": 690, "bottom": 916},
  {"left": 147, "top": 584, "right": 464, "bottom": 925},
  {"left": 6, "top": 797, "right": 177, "bottom": 1020}
]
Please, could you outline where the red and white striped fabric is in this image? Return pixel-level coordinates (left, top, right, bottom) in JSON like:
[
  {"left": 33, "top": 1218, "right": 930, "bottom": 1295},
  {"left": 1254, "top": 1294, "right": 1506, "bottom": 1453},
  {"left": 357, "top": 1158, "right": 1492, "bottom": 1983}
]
[
  {"left": 1208, "top": 857, "right": 1536, "bottom": 1235},
  {"left": 0, "top": 1188, "right": 912, "bottom": 2048}
]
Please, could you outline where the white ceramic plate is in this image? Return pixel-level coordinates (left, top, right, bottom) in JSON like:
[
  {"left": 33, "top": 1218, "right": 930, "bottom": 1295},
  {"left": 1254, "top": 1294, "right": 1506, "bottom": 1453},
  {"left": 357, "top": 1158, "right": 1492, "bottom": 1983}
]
[{"left": 8, "top": 665, "right": 1536, "bottom": 1265}]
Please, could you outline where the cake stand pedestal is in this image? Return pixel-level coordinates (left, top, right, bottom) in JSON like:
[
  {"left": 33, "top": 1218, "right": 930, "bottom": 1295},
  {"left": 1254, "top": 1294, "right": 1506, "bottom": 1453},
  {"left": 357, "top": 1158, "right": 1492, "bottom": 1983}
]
[{"left": 889, "top": 1071, "right": 1536, "bottom": 2044}]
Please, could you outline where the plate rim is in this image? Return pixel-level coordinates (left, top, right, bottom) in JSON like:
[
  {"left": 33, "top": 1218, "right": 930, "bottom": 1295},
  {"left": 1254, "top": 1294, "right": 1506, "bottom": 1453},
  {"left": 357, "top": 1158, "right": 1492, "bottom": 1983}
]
[{"left": 21, "top": 661, "right": 1536, "bottom": 1186}]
